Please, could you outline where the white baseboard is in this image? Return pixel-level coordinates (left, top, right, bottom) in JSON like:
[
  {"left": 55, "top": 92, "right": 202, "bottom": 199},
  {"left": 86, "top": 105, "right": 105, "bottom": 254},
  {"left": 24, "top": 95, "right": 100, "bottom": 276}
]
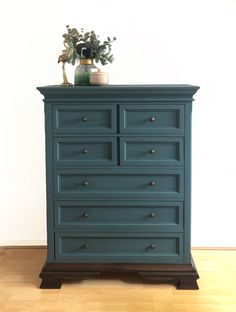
[{"left": 0, "top": 240, "right": 47, "bottom": 246}]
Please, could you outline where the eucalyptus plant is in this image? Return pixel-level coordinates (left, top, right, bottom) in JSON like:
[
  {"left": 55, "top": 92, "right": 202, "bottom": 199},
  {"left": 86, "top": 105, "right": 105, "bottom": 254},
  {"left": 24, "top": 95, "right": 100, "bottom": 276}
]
[{"left": 62, "top": 25, "right": 116, "bottom": 66}]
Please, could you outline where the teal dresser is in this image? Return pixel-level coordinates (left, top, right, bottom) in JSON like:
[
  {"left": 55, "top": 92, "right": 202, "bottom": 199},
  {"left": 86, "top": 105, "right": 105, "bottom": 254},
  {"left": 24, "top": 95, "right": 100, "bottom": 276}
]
[{"left": 37, "top": 85, "right": 199, "bottom": 289}]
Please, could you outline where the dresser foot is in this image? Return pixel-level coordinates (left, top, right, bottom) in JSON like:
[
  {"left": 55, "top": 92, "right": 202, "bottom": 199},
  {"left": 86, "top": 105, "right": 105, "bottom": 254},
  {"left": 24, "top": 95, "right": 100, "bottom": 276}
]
[
  {"left": 139, "top": 273, "right": 199, "bottom": 290},
  {"left": 40, "top": 278, "right": 62, "bottom": 289},
  {"left": 39, "top": 261, "right": 101, "bottom": 289},
  {"left": 139, "top": 258, "right": 199, "bottom": 290},
  {"left": 39, "top": 262, "right": 62, "bottom": 289},
  {"left": 177, "top": 278, "right": 199, "bottom": 290}
]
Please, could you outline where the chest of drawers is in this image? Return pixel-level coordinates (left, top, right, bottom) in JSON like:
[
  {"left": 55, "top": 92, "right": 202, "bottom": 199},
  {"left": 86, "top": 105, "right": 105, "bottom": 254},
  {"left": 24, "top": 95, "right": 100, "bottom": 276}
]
[{"left": 37, "top": 85, "right": 199, "bottom": 289}]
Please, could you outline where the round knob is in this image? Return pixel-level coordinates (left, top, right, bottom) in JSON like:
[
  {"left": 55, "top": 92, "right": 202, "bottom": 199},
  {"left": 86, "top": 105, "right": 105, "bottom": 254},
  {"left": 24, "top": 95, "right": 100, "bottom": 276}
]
[
  {"left": 83, "top": 243, "right": 89, "bottom": 249},
  {"left": 81, "top": 180, "right": 89, "bottom": 186},
  {"left": 81, "top": 212, "right": 88, "bottom": 218},
  {"left": 149, "top": 181, "right": 156, "bottom": 187},
  {"left": 149, "top": 116, "right": 156, "bottom": 122},
  {"left": 150, "top": 149, "right": 156, "bottom": 154},
  {"left": 150, "top": 212, "right": 156, "bottom": 218},
  {"left": 149, "top": 243, "right": 156, "bottom": 249},
  {"left": 80, "top": 148, "right": 88, "bottom": 155},
  {"left": 81, "top": 116, "right": 88, "bottom": 122}
]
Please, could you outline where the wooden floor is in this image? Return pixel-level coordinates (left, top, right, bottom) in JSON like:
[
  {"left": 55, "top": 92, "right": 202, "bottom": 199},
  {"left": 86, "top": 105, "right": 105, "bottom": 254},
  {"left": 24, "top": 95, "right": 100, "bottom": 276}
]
[{"left": 0, "top": 248, "right": 236, "bottom": 312}]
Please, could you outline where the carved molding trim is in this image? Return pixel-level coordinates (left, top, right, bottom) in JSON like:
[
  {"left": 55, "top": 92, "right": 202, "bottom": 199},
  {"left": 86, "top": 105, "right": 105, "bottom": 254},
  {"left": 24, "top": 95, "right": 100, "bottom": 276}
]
[{"left": 37, "top": 85, "right": 199, "bottom": 102}]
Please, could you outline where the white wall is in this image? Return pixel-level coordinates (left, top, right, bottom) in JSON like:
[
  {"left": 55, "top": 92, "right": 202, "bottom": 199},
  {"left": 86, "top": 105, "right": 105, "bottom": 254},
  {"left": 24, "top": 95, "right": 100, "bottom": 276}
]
[{"left": 0, "top": 0, "right": 236, "bottom": 247}]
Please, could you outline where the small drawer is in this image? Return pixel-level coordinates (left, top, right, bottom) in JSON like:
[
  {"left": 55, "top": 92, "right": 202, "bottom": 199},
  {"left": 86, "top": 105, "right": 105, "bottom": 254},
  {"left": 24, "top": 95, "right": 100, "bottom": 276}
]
[
  {"left": 120, "top": 137, "right": 183, "bottom": 166},
  {"left": 54, "top": 168, "right": 184, "bottom": 199},
  {"left": 54, "top": 201, "right": 183, "bottom": 232},
  {"left": 55, "top": 232, "right": 183, "bottom": 263},
  {"left": 53, "top": 104, "right": 116, "bottom": 133},
  {"left": 120, "top": 104, "right": 184, "bottom": 134},
  {"left": 53, "top": 137, "right": 117, "bottom": 166}
]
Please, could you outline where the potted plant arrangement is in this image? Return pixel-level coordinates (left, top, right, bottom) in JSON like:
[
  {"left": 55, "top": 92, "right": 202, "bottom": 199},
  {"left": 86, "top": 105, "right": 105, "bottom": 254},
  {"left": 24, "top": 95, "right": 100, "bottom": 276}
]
[{"left": 58, "top": 25, "right": 116, "bottom": 86}]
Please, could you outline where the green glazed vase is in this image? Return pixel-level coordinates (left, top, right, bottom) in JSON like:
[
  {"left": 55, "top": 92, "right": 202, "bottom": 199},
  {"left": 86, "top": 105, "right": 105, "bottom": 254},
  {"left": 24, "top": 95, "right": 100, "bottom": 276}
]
[{"left": 74, "top": 59, "right": 97, "bottom": 86}]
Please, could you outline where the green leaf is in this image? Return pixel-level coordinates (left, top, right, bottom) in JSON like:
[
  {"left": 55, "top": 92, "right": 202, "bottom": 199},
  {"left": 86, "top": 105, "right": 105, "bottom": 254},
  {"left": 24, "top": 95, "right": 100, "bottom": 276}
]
[
  {"left": 95, "top": 53, "right": 99, "bottom": 63},
  {"left": 108, "top": 55, "right": 114, "bottom": 63},
  {"left": 98, "top": 45, "right": 105, "bottom": 52}
]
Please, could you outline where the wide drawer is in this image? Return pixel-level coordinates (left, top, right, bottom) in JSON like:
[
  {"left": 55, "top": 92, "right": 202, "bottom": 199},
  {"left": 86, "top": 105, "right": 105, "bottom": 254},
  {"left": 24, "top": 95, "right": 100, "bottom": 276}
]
[
  {"left": 54, "top": 168, "right": 184, "bottom": 199},
  {"left": 53, "top": 137, "right": 117, "bottom": 166},
  {"left": 120, "top": 104, "right": 184, "bottom": 134},
  {"left": 55, "top": 232, "right": 183, "bottom": 263},
  {"left": 53, "top": 104, "right": 116, "bottom": 133},
  {"left": 54, "top": 201, "right": 183, "bottom": 232},
  {"left": 120, "top": 137, "right": 183, "bottom": 166}
]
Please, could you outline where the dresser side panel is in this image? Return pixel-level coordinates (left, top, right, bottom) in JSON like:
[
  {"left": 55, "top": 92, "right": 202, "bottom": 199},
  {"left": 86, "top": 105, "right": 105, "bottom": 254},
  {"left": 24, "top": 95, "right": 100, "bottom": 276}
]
[
  {"left": 44, "top": 102, "right": 55, "bottom": 262},
  {"left": 183, "top": 102, "right": 192, "bottom": 263}
]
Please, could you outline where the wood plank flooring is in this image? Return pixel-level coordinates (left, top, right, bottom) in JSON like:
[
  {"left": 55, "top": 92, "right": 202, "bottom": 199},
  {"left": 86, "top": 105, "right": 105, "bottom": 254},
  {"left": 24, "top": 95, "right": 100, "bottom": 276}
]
[{"left": 0, "top": 248, "right": 236, "bottom": 311}]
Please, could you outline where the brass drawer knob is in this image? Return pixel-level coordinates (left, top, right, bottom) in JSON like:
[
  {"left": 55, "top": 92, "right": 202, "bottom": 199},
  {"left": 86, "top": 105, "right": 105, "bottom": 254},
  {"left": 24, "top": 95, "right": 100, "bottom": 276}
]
[
  {"left": 80, "top": 148, "right": 88, "bottom": 155},
  {"left": 150, "top": 149, "right": 156, "bottom": 154},
  {"left": 149, "top": 181, "right": 156, "bottom": 187},
  {"left": 81, "top": 116, "right": 88, "bottom": 122},
  {"left": 149, "top": 116, "right": 156, "bottom": 122},
  {"left": 81, "top": 180, "right": 89, "bottom": 186},
  {"left": 81, "top": 212, "right": 88, "bottom": 218}
]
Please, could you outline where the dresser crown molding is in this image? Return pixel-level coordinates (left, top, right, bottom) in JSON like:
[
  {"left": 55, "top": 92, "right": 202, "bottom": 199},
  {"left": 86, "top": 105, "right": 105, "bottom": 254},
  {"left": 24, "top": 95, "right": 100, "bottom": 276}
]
[{"left": 37, "top": 84, "right": 199, "bottom": 101}]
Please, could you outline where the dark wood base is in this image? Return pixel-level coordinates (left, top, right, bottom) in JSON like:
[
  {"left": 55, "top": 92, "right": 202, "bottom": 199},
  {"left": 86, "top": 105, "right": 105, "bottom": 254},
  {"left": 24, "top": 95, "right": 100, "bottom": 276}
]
[{"left": 40, "top": 257, "right": 199, "bottom": 290}]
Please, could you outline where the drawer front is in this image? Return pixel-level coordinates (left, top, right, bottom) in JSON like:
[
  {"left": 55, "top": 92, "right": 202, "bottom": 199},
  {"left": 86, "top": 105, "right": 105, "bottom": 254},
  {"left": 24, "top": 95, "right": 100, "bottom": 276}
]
[
  {"left": 53, "top": 137, "right": 117, "bottom": 166},
  {"left": 55, "top": 232, "right": 183, "bottom": 263},
  {"left": 120, "top": 104, "right": 184, "bottom": 134},
  {"left": 53, "top": 104, "right": 116, "bottom": 133},
  {"left": 120, "top": 137, "right": 183, "bottom": 166},
  {"left": 54, "top": 169, "right": 184, "bottom": 199},
  {"left": 54, "top": 201, "right": 183, "bottom": 232}
]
